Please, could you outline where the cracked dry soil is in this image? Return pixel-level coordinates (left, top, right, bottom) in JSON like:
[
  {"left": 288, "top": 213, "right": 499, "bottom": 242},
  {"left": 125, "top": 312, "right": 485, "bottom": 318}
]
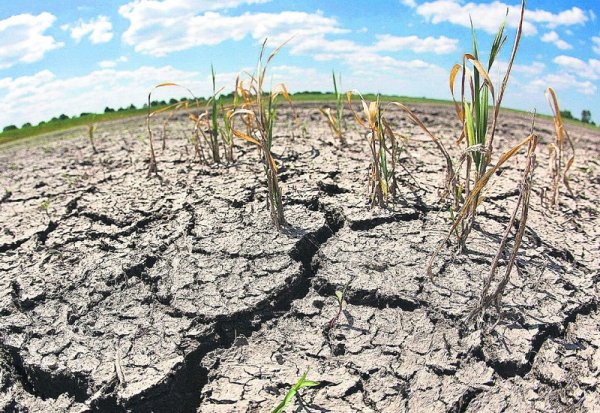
[{"left": 0, "top": 103, "right": 598, "bottom": 412}]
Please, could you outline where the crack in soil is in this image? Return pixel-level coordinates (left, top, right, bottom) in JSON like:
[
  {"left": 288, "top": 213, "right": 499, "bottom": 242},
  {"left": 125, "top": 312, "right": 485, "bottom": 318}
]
[
  {"left": 477, "top": 298, "right": 599, "bottom": 380},
  {"left": 86, "top": 201, "right": 346, "bottom": 411}
]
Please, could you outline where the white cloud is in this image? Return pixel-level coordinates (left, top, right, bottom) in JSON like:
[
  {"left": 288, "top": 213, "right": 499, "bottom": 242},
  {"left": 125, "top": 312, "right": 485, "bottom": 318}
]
[
  {"left": 401, "top": 0, "right": 417, "bottom": 8},
  {"left": 62, "top": 15, "right": 113, "bottom": 44},
  {"left": 120, "top": 5, "right": 344, "bottom": 56},
  {"left": 416, "top": 1, "right": 587, "bottom": 36},
  {"left": 495, "top": 60, "right": 546, "bottom": 78},
  {"left": 529, "top": 73, "right": 596, "bottom": 96},
  {"left": 119, "top": 0, "right": 324, "bottom": 56},
  {"left": 0, "top": 13, "right": 63, "bottom": 69},
  {"left": 540, "top": 31, "right": 571, "bottom": 50},
  {"left": 98, "top": 56, "right": 128, "bottom": 68},
  {"left": 372, "top": 34, "right": 457, "bottom": 54},
  {"left": 0, "top": 66, "right": 203, "bottom": 127},
  {"left": 513, "top": 61, "right": 545, "bottom": 76},
  {"left": 590, "top": 10, "right": 597, "bottom": 22},
  {"left": 593, "top": 36, "right": 600, "bottom": 55},
  {"left": 527, "top": 6, "right": 588, "bottom": 28},
  {"left": 553, "top": 55, "right": 600, "bottom": 80}
]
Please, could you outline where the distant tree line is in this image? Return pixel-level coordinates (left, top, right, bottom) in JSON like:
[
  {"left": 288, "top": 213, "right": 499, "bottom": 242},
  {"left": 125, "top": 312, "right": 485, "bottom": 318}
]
[{"left": 560, "top": 109, "right": 595, "bottom": 125}]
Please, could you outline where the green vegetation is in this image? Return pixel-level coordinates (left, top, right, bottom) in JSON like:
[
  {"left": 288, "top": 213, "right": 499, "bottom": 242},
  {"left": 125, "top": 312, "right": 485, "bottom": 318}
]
[
  {"left": 581, "top": 109, "right": 592, "bottom": 124},
  {"left": 272, "top": 370, "right": 319, "bottom": 413},
  {"left": 39, "top": 199, "right": 51, "bottom": 219},
  {"left": 0, "top": 106, "right": 149, "bottom": 145},
  {"left": 327, "top": 279, "right": 351, "bottom": 331}
]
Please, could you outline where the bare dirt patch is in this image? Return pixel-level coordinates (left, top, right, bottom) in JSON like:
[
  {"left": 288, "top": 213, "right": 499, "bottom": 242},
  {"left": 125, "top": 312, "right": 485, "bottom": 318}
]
[{"left": 0, "top": 104, "right": 598, "bottom": 412}]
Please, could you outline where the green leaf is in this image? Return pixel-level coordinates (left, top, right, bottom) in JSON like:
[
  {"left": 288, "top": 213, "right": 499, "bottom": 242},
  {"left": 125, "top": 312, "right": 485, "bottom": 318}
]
[
  {"left": 464, "top": 102, "right": 475, "bottom": 147},
  {"left": 272, "top": 370, "right": 319, "bottom": 413},
  {"left": 488, "top": 14, "right": 507, "bottom": 70},
  {"left": 335, "top": 290, "right": 344, "bottom": 305}
]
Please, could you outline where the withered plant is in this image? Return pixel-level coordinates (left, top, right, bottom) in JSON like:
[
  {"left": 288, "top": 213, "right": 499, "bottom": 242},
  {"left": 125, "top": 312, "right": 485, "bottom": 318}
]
[
  {"left": 229, "top": 40, "right": 292, "bottom": 228},
  {"left": 466, "top": 134, "right": 538, "bottom": 326},
  {"left": 347, "top": 92, "right": 400, "bottom": 207},
  {"left": 403, "top": 0, "right": 535, "bottom": 277},
  {"left": 87, "top": 119, "right": 98, "bottom": 154},
  {"left": 544, "top": 87, "right": 575, "bottom": 208}
]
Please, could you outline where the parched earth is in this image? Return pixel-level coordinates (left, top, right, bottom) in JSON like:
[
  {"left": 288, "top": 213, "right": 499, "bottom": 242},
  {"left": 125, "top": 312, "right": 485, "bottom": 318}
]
[{"left": 0, "top": 103, "right": 598, "bottom": 412}]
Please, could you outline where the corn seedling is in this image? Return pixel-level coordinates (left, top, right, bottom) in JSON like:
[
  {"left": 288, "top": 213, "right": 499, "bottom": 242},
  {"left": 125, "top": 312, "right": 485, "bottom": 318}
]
[
  {"left": 187, "top": 69, "right": 228, "bottom": 164},
  {"left": 327, "top": 279, "right": 351, "bottom": 331},
  {"left": 220, "top": 104, "right": 234, "bottom": 162},
  {"left": 272, "top": 370, "right": 319, "bottom": 413},
  {"left": 229, "top": 40, "right": 292, "bottom": 228},
  {"left": 466, "top": 134, "right": 538, "bottom": 326},
  {"left": 320, "top": 71, "right": 345, "bottom": 140},
  {"left": 407, "top": 0, "right": 529, "bottom": 279},
  {"left": 347, "top": 92, "right": 399, "bottom": 207},
  {"left": 544, "top": 87, "right": 575, "bottom": 209},
  {"left": 88, "top": 117, "right": 97, "bottom": 154},
  {"left": 442, "top": 2, "right": 524, "bottom": 249},
  {"left": 39, "top": 199, "right": 50, "bottom": 219}
]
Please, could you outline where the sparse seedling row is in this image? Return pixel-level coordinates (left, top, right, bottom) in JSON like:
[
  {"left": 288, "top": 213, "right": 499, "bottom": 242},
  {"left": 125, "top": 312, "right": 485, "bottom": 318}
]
[{"left": 143, "top": 0, "right": 571, "bottom": 334}]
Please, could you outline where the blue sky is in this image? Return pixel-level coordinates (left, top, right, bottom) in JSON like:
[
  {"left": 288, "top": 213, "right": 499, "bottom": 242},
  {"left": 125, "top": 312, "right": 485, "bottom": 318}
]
[{"left": 0, "top": 0, "right": 598, "bottom": 128}]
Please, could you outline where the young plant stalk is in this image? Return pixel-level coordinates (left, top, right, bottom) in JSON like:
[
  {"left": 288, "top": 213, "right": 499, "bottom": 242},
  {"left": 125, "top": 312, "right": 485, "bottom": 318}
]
[
  {"left": 272, "top": 370, "right": 319, "bottom": 413},
  {"left": 88, "top": 121, "right": 97, "bottom": 154},
  {"left": 219, "top": 76, "right": 241, "bottom": 163},
  {"left": 209, "top": 65, "right": 221, "bottom": 163},
  {"left": 347, "top": 92, "right": 398, "bottom": 207},
  {"left": 426, "top": 133, "right": 536, "bottom": 279},
  {"left": 229, "top": 40, "right": 292, "bottom": 228},
  {"left": 327, "top": 279, "right": 351, "bottom": 331},
  {"left": 320, "top": 71, "right": 345, "bottom": 140},
  {"left": 466, "top": 134, "right": 538, "bottom": 326},
  {"left": 545, "top": 87, "right": 575, "bottom": 208}
]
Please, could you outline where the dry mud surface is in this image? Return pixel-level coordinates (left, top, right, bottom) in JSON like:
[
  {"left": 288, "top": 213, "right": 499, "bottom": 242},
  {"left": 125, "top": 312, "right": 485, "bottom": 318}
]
[{"left": 0, "top": 103, "right": 598, "bottom": 412}]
